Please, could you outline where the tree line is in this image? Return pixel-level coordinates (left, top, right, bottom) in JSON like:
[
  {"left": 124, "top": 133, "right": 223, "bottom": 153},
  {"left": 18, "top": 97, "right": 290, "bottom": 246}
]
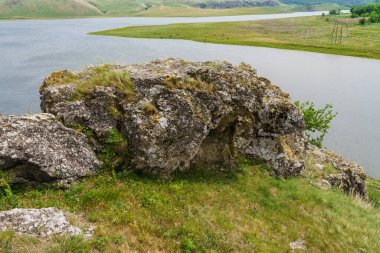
[{"left": 351, "top": 3, "right": 380, "bottom": 24}]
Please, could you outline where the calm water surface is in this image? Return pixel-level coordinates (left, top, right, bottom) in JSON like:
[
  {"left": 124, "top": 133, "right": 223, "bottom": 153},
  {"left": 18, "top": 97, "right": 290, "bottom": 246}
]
[{"left": 1, "top": 11, "right": 379, "bottom": 178}]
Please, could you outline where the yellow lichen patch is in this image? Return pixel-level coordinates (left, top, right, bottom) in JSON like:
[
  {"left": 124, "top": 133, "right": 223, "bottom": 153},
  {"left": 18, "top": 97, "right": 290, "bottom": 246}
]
[
  {"left": 204, "top": 61, "right": 224, "bottom": 71},
  {"left": 278, "top": 135, "right": 298, "bottom": 161},
  {"left": 143, "top": 101, "right": 158, "bottom": 115},
  {"left": 40, "top": 70, "right": 80, "bottom": 92},
  {"left": 151, "top": 114, "right": 161, "bottom": 124}
]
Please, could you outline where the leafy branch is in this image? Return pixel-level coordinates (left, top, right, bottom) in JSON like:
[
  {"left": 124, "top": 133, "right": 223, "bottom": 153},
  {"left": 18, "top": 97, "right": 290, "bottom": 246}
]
[{"left": 295, "top": 101, "right": 337, "bottom": 148}]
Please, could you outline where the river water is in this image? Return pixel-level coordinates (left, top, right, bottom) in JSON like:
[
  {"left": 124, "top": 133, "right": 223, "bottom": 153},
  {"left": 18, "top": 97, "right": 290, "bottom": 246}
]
[{"left": 1, "top": 11, "right": 379, "bottom": 178}]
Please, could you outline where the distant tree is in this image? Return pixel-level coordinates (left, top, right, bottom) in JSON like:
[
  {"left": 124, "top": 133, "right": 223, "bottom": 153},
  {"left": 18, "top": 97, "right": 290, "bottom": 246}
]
[
  {"left": 359, "top": 18, "right": 366, "bottom": 24},
  {"left": 351, "top": 3, "right": 380, "bottom": 21},
  {"left": 369, "top": 11, "right": 380, "bottom": 22},
  {"left": 329, "top": 9, "right": 342, "bottom": 15},
  {"left": 295, "top": 101, "right": 337, "bottom": 148}
]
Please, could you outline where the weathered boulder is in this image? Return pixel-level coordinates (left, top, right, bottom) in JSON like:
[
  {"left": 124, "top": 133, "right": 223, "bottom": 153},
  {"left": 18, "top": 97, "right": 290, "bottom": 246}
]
[
  {"left": 307, "top": 145, "right": 368, "bottom": 199},
  {"left": 0, "top": 208, "right": 91, "bottom": 238},
  {"left": 0, "top": 113, "right": 101, "bottom": 184},
  {"left": 40, "top": 59, "right": 306, "bottom": 177}
]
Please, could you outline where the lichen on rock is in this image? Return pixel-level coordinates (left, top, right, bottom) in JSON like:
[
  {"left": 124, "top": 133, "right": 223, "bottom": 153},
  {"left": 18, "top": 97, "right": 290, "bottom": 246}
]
[
  {"left": 40, "top": 58, "right": 306, "bottom": 177},
  {"left": 0, "top": 58, "right": 370, "bottom": 200},
  {"left": 0, "top": 208, "right": 92, "bottom": 238},
  {"left": 306, "top": 144, "right": 368, "bottom": 199},
  {"left": 0, "top": 113, "right": 101, "bottom": 185}
]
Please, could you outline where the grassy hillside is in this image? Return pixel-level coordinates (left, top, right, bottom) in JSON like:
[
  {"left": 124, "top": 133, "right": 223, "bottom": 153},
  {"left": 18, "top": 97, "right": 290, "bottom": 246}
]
[
  {"left": 0, "top": 0, "right": 368, "bottom": 18},
  {"left": 0, "top": 0, "right": 299, "bottom": 18},
  {"left": 1, "top": 162, "right": 380, "bottom": 252},
  {"left": 0, "top": 0, "right": 102, "bottom": 18},
  {"left": 92, "top": 14, "right": 380, "bottom": 59},
  {"left": 281, "top": 0, "right": 372, "bottom": 5}
]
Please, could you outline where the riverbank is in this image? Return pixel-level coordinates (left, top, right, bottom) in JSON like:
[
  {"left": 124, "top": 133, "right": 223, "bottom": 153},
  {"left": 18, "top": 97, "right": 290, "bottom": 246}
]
[{"left": 92, "top": 15, "right": 380, "bottom": 59}]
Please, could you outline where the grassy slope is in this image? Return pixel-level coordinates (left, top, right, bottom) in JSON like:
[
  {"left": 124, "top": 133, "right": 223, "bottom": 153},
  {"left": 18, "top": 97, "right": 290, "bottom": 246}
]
[
  {"left": 130, "top": 6, "right": 294, "bottom": 17},
  {"left": 0, "top": 0, "right": 101, "bottom": 18},
  {"left": 1, "top": 163, "right": 380, "bottom": 252},
  {"left": 0, "top": 0, "right": 346, "bottom": 18},
  {"left": 87, "top": 0, "right": 299, "bottom": 17},
  {"left": 0, "top": 0, "right": 284, "bottom": 18},
  {"left": 92, "top": 15, "right": 380, "bottom": 59},
  {"left": 129, "top": 2, "right": 347, "bottom": 17}
]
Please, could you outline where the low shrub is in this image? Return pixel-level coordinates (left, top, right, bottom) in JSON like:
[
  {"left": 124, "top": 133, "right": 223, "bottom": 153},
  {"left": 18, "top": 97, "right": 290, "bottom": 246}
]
[{"left": 295, "top": 101, "right": 337, "bottom": 147}]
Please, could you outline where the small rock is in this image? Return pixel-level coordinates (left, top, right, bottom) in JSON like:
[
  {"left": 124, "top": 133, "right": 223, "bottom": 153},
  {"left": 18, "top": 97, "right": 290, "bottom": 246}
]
[
  {"left": 315, "top": 163, "right": 324, "bottom": 170},
  {"left": 0, "top": 208, "right": 89, "bottom": 238},
  {"left": 307, "top": 144, "right": 368, "bottom": 199},
  {"left": 314, "top": 179, "right": 331, "bottom": 190},
  {"left": 289, "top": 238, "right": 306, "bottom": 252}
]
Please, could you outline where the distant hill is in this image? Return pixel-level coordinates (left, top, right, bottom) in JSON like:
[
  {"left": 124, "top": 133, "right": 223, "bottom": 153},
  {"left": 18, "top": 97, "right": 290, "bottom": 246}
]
[
  {"left": 280, "top": 0, "right": 374, "bottom": 6},
  {"left": 0, "top": 0, "right": 376, "bottom": 18}
]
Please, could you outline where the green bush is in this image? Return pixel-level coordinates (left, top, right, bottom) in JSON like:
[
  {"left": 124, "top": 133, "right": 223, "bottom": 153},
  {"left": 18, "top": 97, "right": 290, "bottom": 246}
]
[
  {"left": 181, "top": 238, "right": 197, "bottom": 253},
  {"left": 359, "top": 18, "right": 366, "bottom": 25},
  {"left": 351, "top": 3, "right": 380, "bottom": 17},
  {"left": 351, "top": 3, "right": 380, "bottom": 23},
  {"left": 295, "top": 101, "right": 337, "bottom": 148},
  {"left": 329, "top": 9, "right": 341, "bottom": 15},
  {"left": 369, "top": 12, "right": 380, "bottom": 23}
]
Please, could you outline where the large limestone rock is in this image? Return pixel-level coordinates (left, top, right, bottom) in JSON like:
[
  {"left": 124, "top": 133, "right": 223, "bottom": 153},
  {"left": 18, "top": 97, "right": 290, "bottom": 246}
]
[
  {"left": 0, "top": 208, "right": 90, "bottom": 238},
  {"left": 307, "top": 145, "right": 368, "bottom": 199},
  {"left": 0, "top": 113, "right": 101, "bottom": 184},
  {"left": 40, "top": 59, "right": 306, "bottom": 177}
]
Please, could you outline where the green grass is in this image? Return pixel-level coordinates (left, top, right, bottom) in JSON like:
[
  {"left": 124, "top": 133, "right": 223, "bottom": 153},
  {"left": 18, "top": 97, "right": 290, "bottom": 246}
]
[
  {"left": 0, "top": 0, "right": 350, "bottom": 19},
  {"left": 368, "top": 177, "right": 380, "bottom": 207},
  {"left": 129, "top": 5, "right": 299, "bottom": 17},
  {"left": 92, "top": 14, "right": 380, "bottom": 59},
  {"left": 0, "top": 0, "right": 101, "bottom": 18},
  {"left": 1, "top": 162, "right": 379, "bottom": 252},
  {"left": 41, "top": 65, "right": 134, "bottom": 100}
]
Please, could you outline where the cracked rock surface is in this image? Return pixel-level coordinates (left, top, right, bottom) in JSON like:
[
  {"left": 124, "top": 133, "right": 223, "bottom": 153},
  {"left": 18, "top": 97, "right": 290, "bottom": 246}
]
[
  {"left": 0, "top": 113, "right": 101, "bottom": 184},
  {"left": 40, "top": 58, "right": 306, "bottom": 177},
  {"left": 307, "top": 144, "right": 368, "bottom": 199},
  {"left": 0, "top": 208, "right": 86, "bottom": 238}
]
